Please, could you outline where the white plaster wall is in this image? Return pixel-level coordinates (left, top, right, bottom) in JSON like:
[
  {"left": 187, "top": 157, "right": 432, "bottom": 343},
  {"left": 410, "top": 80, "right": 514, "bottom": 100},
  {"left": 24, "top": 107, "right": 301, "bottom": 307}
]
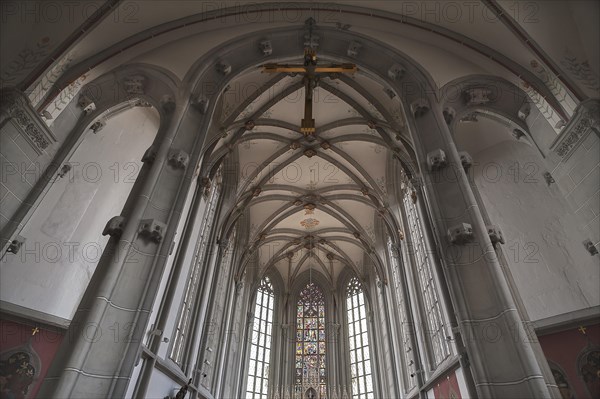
[
  {"left": 472, "top": 140, "right": 599, "bottom": 321},
  {"left": 0, "top": 106, "right": 158, "bottom": 320}
]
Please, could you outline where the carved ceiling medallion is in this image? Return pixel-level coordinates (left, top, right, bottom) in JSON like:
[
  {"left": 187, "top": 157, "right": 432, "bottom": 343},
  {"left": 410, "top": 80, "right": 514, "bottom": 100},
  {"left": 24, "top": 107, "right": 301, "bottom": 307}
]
[{"left": 300, "top": 218, "right": 320, "bottom": 229}]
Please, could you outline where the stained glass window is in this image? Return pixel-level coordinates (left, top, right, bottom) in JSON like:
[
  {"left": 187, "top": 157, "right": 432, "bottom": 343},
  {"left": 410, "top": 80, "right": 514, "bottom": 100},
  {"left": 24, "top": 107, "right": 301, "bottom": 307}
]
[
  {"left": 296, "top": 283, "right": 326, "bottom": 398},
  {"left": 245, "top": 277, "right": 275, "bottom": 399},
  {"left": 346, "top": 277, "right": 374, "bottom": 399}
]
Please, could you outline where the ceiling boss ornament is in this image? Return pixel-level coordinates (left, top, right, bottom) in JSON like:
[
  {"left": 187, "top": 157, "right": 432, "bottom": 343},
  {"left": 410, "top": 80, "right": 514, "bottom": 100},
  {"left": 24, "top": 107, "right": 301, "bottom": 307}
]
[{"left": 260, "top": 18, "right": 357, "bottom": 138}]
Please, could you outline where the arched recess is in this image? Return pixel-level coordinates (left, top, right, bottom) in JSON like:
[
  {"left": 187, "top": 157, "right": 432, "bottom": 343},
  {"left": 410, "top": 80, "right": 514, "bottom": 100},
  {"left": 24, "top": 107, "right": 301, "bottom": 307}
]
[
  {"left": 0, "top": 101, "right": 161, "bottom": 321},
  {"left": 1, "top": 63, "right": 180, "bottom": 256},
  {"left": 577, "top": 347, "right": 600, "bottom": 398},
  {"left": 439, "top": 74, "right": 551, "bottom": 158}
]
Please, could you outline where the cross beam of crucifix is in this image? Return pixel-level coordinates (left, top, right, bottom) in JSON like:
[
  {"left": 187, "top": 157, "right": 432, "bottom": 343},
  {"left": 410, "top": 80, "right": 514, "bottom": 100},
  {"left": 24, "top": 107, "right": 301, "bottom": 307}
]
[{"left": 261, "top": 48, "right": 357, "bottom": 136}]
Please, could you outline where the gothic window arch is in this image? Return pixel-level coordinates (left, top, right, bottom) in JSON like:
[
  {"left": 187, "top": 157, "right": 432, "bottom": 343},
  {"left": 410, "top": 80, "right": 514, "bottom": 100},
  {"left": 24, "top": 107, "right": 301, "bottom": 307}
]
[
  {"left": 548, "top": 364, "right": 575, "bottom": 399},
  {"left": 579, "top": 349, "right": 600, "bottom": 398},
  {"left": 295, "top": 282, "right": 327, "bottom": 398},
  {"left": 170, "top": 175, "right": 222, "bottom": 366},
  {"left": 345, "top": 277, "right": 375, "bottom": 399},
  {"left": 402, "top": 178, "right": 450, "bottom": 367},
  {"left": 245, "top": 276, "right": 276, "bottom": 399}
]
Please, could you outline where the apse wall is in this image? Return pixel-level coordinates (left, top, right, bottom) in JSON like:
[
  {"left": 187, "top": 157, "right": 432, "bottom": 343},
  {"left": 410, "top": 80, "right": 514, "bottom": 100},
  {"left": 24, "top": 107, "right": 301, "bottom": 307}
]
[
  {"left": 0, "top": 106, "right": 158, "bottom": 321},
  {"left": 471, "top": 139, "right": 599, "bottom": 321}
]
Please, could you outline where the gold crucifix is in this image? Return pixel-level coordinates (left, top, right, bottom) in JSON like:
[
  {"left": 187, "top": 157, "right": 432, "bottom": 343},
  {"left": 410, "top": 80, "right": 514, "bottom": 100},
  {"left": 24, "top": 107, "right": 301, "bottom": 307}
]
[{"left": 261, "top": 21, "right": 357, "bottom": 137}]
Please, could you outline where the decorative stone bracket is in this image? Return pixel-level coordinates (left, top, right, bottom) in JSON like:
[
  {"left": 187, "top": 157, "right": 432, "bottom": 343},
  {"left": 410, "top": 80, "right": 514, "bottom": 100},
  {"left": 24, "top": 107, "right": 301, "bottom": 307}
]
[
  {"left": 216, "top": 61, "right": 232, "bottom": 76},
  {"left": 89, "top": 118, "right": 106, "bottom": 134},
  {"left": 168, "top": 149, "right": 189, "bottom": 170},
  {"left": 543, "top": 171, "right": 555, "bottom": 186},
  {"left": 78, "top": 94, "right": 96, "bottom": 114},
  {"left": 583, "top": 239, "right": 598, "bottom": 256},
  {"left": 138, "top": 219, "right": 167, "bottom": 243},
  {"left": 458, "top": 151, "right": 473, "bottom": 171},
  {"left": 161, "top": 95, "right": 175, "bottom": 113},
  {"left": 427, "top": 149, "right": 448, "bottom": 171},
  {"left": 6, "top": 235, "right": 26, "bottom": 254},
  {"left": 259, "top": 40, "right": 272, "bottom": 56},
  {"left": 191, "top": 94, "right": 209, "bottom": 114},
  {"left": 410, "top": 99, "right": 429, "bottom": 118},
  {"left": 347, "top": 41, "right": 361, "bottom": 57},
  {"left": 448, "top": 223, "right": 474, "bottom": 245},
  {"left": 102, "top": 216, "right": 126, "bottom": 239},
  {"left": 443, "top": 107, "right": 456, "bottom": 125},
  {"left": 141, "top": 145, "right": 157, "bottom": 164},
  {"left": 487, "top": 225, "right": 505, "bottom": 247},
  {"left": 388, "top": 64, "right": 406, "bottom": 81}
]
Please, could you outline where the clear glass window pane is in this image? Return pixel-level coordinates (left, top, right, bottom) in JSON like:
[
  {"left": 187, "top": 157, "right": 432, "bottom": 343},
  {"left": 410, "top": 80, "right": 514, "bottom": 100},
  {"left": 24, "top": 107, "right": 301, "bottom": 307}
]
[
  {"left": 346, "top": 277, "right": 374, "bottom": 398},
  {"left": 245, "top": 277, "right": 275, "bottom": 398}
]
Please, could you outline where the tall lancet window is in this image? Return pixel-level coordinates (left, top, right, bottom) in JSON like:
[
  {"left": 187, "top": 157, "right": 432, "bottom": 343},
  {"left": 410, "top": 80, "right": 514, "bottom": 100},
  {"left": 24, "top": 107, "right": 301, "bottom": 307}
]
[
  {"left": 402, "top": 183, "right": 450, "bottom": 366},
  {"left": 346, "top": 277, "right": 374, "bottom": 399},
  {"left": 246, "top": 277, "right": 275, "bottom": 399},
  {"left": 296, "top": 282, "right": 326, "bottom": 398},
  {"left": 170, "top": 178, "right": 221, "bottom": 366}
]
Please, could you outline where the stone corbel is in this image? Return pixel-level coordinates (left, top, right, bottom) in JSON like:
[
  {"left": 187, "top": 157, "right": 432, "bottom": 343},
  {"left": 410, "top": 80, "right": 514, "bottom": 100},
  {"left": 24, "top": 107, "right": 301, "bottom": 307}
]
[
  {"left": 518, "top": 102, "right": 531, "bottom": 120},
  {"left": 103, "top": 216, "right": 126, "bottom": 239},
  {"left": 141, "top": 145, "right": 157, "bottom": 164},
  {"left": 583, "top": 239, "right": 598, "bottom": 256},
  {"left": 458, "top": 151, "right": 473, "bottom": 171},
  {"left": 443, "top": 107, "right": 456, "bottom": 125},
  {"left": 168, "top": 149, "right": 190, "bottom": 170},
  {"left": 448, "top": 223, "right": 474, "bottom": 245},
  {"left": 216, "top": 61, "right": 232, "bottom": 76},
  {"left": 160, "top": 95, "right": 176, "bottom": 113},
  {"left": 78, "top": 94, "right": 96, "bottom": 114},
  {"left": 383, "top": 88, "right": 396, "bottom": 99},
  {"left": 426, "top": 149, "right": 448, "bottom": 171},
  {"left": 347, "top": 41, "right": 361, "bottom": 57},
  {"left": 388, "top": 64, "right": 406, "bottom": 81},
  {"left": 259, "top": 39, "right": 272, "bottom": 56},
  {"left": 486, "top": 225, "right": 505, "bottom": 247},
  {"left": 138, "top": 219, "right": 167, "bottom": 243},
  {"left": 191, "top": 94, "right": 209, "bottom": 114},
  {"left": 410, "top": 99, "right": 429, "bottom": 118},
  {"left": 6, "top": 235, "right": 26, "bottom": 254},
  {"left": 89, "top": 118, "right": 106, "bottom": 133}
]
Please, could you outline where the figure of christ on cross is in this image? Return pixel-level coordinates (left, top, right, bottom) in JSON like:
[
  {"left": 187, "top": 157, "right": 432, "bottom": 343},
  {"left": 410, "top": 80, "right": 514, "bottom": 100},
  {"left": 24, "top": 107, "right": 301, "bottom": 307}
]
[{"left": 261, "top": 48, "right": 357, "bottom": 137}]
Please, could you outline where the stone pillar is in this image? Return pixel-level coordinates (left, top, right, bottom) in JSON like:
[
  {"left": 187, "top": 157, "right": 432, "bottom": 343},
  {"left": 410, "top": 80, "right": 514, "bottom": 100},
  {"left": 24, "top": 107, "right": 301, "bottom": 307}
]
[
  {"left": 329, "top": 322, "right": 341, "bottom": 398},
  {"left": 280, "top": 321, "right": 293, "bottom": 394},
  {"left": 406, "top": 96, "right": 551, "bottom": 398},
  {"left": 38, "top": 98, "right": 193, "bottom": 398}
]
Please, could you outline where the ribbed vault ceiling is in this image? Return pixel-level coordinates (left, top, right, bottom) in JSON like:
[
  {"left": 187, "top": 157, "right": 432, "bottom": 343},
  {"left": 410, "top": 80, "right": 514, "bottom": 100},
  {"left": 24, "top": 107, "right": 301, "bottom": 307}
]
[{"left": 211, "top": 56, "right": 407, "bottom": 285}]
